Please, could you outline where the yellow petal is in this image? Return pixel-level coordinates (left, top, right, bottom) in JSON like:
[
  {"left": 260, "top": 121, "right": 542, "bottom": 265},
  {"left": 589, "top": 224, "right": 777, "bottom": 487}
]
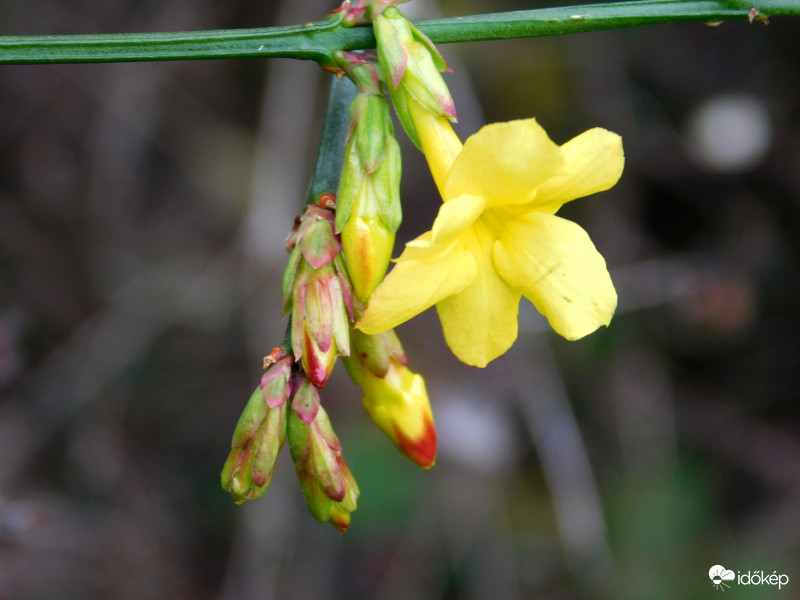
[
  {"left": 436, "top": 222, "right": 520, "bottom": 367},
  {"left": 399, "top": 194, "right": 484, "bottom": 262},
  {"left": 357, "top": 245, "right": 477, "bottom": 334},
  {"left": 493, "top": 212, "right": 616, "bottom": 340},
  {"left": 444, "top": 119, "right": 563, "bottom": 206},
  {"left": 400, "top": 230, "right": 434, "bottom": 261},
  {"left": 534, "top": 128, "right": 624, "bottom": 212},
  {"left": 429, "top": 194, "right": 486, "bottom": 247}
]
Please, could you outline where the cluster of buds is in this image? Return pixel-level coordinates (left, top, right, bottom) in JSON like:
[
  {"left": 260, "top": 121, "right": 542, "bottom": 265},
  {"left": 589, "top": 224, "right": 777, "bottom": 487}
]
[
  {"left": 222, "top": 1, "right": 454, "bottom": 532},
  {"left": 283, "top": 198, "right": 353, "bottom": 388},
  {"left": 222, "top": 350, "right": 359, "bottom": 531},
  {"left": 344, "top": 328, "right": 436, "bottom": 468},
  {"left": 222, "top": 198, "right": 366, "bottom": 532},
  {"left": 335, "top": 54, "right": 402, "bottom": 303},
  {"left": 223, "top": 198, "right": 361, "bottom": 532},
  {"left": 334, "top": 6, "right": 450, "bottom": 471}
]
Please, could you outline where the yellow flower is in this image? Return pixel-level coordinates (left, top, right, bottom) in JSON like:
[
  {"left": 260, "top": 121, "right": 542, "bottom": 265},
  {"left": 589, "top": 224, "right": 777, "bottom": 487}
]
[{"left": 357, "top": 109, "right": 624, "bottom": 367}]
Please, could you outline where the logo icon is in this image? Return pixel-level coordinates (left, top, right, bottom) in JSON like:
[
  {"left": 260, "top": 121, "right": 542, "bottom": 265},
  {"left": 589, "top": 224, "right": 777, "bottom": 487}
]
[{"left": 709, "top": 565, "right": 736, "bottom": 591}]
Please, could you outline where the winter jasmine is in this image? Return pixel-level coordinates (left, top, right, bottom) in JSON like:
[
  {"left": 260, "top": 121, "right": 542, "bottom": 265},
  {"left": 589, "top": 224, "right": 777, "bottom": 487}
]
[{"left": 358, "top": 112, "right": 624, "bottom": 367}]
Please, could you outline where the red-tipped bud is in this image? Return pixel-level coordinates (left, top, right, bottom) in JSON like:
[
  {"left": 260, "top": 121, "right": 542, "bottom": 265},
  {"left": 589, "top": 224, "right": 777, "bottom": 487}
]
[
  {"left": 346, "top": 329, "right": 436, "bottom": 468},
  {"left": 287, "top": 390, "right": 360, "bottom": 529},
  {"left": 282, "top": 204, "right": 353, "bottom": 387},
  {"left": 339, "top": 0, "right": 407, "bottom": 26},
  {"left": 361, "top": 358, "right": 437, "bottom": 468}
]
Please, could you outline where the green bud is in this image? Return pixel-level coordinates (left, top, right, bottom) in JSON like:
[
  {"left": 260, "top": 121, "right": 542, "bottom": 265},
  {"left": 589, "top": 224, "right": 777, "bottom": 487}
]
[
  {"left": 221, "top": 445, "right": 254, "bottom": 503},
  {"left": 287, "top": 399, "right": 359, "bottom": 529},
  {"left": 374, "top": 8, "right": 412, "bottom": 94},
  {"left": 373, "top": 134, "right": 402, "bottom": 232},
  {"left": 336, "top": 93, "right": 400, "bottom": 233},
  {"left": 230, "top": 386, "right": 268, "bottom": 448},
  {"left": 221, "top": 376, "right": 290, "bottom": 503},
  {"left": 375, "top": 6, "right": 456, "bottom": 148},
  {"left": 288, "top": 404, "right": 345, "bottom": 502},
  {"left": 281, "top": 244, "right": 303, "bottom": 313},
  {"left": 336, "top": 92, "right": 401, "bottom": 303},
  {"left": 284, "top": 204, "right": 353, "bottom": 388},
  {"left": 355, "top": 95, "right": 389, "bottom": 174},
  {"left": 249, "top": 401, "right": 288, "bottom": 492}
]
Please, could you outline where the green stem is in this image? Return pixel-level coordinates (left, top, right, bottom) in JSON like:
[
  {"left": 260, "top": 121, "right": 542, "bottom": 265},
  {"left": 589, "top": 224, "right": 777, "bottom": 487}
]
[
  {"left": 0, "top": 13, "right": 351, "bottom": 66},
  {"left": 418, "top": 0, "right": 788, "bottom": 43},
  {"left": 282, "top": 75, "right": 356, "bottom": 358},
  {"left": 306, "top": 75, "right": 358, "bottom": 205},
  {"left": 0, "top": 0, "right": 796, "bottom": 65}
]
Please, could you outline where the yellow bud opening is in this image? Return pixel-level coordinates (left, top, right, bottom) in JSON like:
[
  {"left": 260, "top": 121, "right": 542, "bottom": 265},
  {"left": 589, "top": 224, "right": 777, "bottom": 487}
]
[
  {"left": 407, "top": 96, "right": 463, "bottom": 196},
  {"left": 361, "top": 361, "right": 437, "bottom": 468},
  {"left": 341, "top": 190, "right": 395, "bottom": 303}
]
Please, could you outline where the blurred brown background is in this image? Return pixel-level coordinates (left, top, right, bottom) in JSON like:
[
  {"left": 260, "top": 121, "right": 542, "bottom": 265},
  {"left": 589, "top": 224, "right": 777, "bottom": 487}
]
[{"left": 1, "top": 0, "right": 800, "bottom": 598}]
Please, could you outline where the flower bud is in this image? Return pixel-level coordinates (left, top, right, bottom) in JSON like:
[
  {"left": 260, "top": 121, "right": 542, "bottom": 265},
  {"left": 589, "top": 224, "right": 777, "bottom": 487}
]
[
  {"left": 346, "top": 329, "right": 436, "bottom": 468},
  {"left": 361, "top": 358, "right": 436, "bottom": 468},
  {"left": 336, "top": 92, "right": 401, "bottom": 303},
  {"left": 374, "top": 6, "right": 456, "bottom": 148},
  {"left": 287, "top": 387, "right": 359, "bottom": 530},
  {"left": 221, "top": 356, "right": 292, "bottom": 502},
  {"left": 283, "top": 204, "right": 353, "bottom": 387}
]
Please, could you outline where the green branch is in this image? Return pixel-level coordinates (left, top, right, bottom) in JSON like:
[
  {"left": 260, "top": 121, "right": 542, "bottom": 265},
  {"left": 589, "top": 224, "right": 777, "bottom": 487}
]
[
  {"left": 0, "top": 0, "right": 797, "bottom": 65},
  {"left": 306, "top": 75, "right": 357, "bottom": 205}
]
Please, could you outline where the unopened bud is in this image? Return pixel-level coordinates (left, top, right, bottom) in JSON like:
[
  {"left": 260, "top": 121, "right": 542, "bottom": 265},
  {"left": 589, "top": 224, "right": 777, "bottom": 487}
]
[
  {"left": 261, "top": 353, "right": 293, "bottom": 408},
  {"left": 283, "top": 204, "right": 353, "bottom": 387},
  {"left": 341, "top": 203, "right": 397, "bottom": 304},
  {"left": 221, "top": 356, "right": 292, "bottom": 502},
  {"left": 361, "top": 358, "right": 436, "bottom": 468},
  {"left": 288, "top": 396, "right": 360, "bottom": 529},
  {"left": 354, "top": 94, "right": 388, "bottom": 172},
  {"left": 336, "top": 93, "right": 401, "bottom": 303},
  {"left": 374, "top": 6, "right": 456, "bottom": 147},
  {"left": 339, "top": 0, "right": 407, "bottom": 26},
  {"left": 290, "top": 372, "right": 321, "bottom": 424}
]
